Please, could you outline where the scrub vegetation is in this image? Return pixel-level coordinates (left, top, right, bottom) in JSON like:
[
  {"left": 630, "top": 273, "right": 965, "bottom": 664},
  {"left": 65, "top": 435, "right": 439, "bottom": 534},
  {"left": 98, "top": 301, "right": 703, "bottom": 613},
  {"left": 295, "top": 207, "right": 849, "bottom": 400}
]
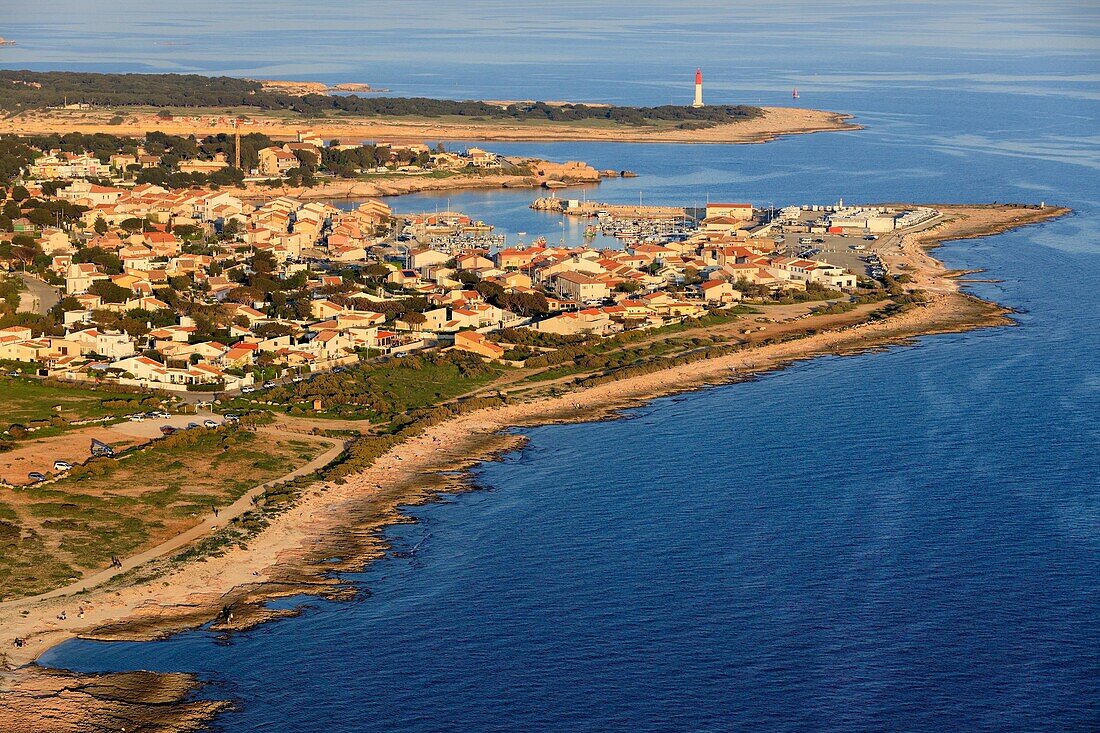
[{"left": 0, "top": 426, "right": 325, "bottom": 599}]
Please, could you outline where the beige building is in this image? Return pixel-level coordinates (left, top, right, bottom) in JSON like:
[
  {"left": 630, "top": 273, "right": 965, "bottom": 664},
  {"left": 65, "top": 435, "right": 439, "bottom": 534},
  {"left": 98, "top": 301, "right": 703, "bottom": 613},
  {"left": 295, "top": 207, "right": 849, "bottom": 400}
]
[
  {"left": 705, "top": 203, "right": 754, "bottom": 220},
  {"left": 453, "top": 331, "right": 505, "bottom": 360},
  {"left": 534, "top": 308, "right": 615, "bottom": 336},
  {"left": 258, "top": 147, "right": 299, "bottom": 177},
  {"left": 699, "top": 280, "right": 741, "bottom": 303},
  {"left": 178, "top": 153, "right": 230, "bottom": 174},
  {"left": 554, "top": 271, "right": 610, "bottom": 303},
  {"left": 65, "top": 263, "right": 108, "bottom": 295}
]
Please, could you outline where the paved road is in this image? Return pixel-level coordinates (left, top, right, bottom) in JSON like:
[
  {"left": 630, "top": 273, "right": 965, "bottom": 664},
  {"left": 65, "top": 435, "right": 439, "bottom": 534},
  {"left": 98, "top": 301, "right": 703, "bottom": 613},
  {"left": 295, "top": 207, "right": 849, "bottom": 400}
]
[
  {"left": 0, "top": 429, "right": 347, "bottom": 609},
  {"left": 16, "top": 273, "right": 60, "bottom": 315}
]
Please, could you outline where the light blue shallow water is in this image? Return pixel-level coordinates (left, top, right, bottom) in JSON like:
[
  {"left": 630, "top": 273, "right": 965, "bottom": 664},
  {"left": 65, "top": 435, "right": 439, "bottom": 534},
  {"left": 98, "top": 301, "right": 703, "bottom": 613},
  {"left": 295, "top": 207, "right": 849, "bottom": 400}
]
[{"left": 22, "top": 3, "right": 1100, "bottom": 730}]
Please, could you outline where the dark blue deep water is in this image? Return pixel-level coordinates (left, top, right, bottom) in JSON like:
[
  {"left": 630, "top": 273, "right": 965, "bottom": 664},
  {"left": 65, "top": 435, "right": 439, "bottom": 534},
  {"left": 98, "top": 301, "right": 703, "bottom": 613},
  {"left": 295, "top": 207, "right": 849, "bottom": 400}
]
[{"left": 23, "top": 2, "right": 1100, "bottom": 730}]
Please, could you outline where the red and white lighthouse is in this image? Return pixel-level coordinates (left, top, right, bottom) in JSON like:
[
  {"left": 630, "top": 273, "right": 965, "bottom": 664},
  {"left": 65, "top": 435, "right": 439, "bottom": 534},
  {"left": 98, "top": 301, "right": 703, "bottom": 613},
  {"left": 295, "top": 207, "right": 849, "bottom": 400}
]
[{"left": 693, "top": 68, "right": 704, "bottom": 108}]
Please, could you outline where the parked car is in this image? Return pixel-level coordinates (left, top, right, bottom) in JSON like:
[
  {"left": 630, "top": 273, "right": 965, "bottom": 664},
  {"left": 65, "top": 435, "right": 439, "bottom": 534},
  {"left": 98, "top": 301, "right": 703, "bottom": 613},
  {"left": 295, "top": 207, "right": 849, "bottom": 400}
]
[
  {"left": 90, "top": 439, "right": 115, "bottom": 457},
  {"left": 241, "top": 386, "right": 255, "bottom": 394},
  {"left": 53, "top": 460, "right": 73, "bottom": 472},
  {"left": 203, "top": 419, "right": 218, "bottom": 429},
  {"left": 263, "top": 381, "right": 276, "bottom": 389},
  {"left": 160, "top": 426, "right": 177, "bottom": 436},
  {"left": 28, "top": 472, "right": 46, "bottom": 482},
  {"left": 128, "top": 414, "right": 145, "bottom": 422},
  {"left": 186, "top": 422, "right": 200, "bottom": 430},
  {"left": 223, "top": 413, "right": 240, "bottom": 423}
]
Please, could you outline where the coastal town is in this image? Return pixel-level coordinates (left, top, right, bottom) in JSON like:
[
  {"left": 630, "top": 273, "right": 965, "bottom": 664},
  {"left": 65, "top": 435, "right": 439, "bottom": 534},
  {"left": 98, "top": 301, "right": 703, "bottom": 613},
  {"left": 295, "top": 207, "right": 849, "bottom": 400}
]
[
  {"left": 0, "top": 118, "right": 1063, "bottom": 607},
  {"left": 0, "top": 134, "right": 931, "bottom": 406},
  {"left": 0, "top": 120, "right": 1001, "bottom": 625},
  {"left": 0, "top": 54, "right": 1076, "bottom": 733}
]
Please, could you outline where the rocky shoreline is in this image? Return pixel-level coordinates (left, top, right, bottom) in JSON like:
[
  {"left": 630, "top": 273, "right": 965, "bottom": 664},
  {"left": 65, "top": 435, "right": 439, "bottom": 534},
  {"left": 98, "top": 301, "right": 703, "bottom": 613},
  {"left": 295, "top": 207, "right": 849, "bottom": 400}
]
[
  {"left": 226, "top": 158, "right": 608, "bottom": 202},
  {"left": 0, "top": 204, "right": 1068, "bottom": 732}
]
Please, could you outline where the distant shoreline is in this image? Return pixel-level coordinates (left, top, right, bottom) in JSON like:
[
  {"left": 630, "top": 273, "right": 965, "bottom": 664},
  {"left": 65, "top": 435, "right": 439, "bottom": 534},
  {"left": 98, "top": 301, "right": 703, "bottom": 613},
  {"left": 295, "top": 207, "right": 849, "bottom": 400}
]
[
  {"left": 5, "top": 106, "right": 858, "bottom": 145},
  {"left": 0, "top": 203, "right": 1067, "bottom": 733},
  {"left": 0, "top": 71, "right": 849, "bottom": 145}
]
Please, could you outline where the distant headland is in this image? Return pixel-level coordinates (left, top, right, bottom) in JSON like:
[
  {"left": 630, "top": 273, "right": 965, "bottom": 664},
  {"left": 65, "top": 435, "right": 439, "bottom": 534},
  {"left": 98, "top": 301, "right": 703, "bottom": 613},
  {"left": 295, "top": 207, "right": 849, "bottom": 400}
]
[
  {"left": 0, "top": 70, "right": 859, "bottom": 144},
  {"left": 253, "top": 79, "right": 388, "bottom": 95}
]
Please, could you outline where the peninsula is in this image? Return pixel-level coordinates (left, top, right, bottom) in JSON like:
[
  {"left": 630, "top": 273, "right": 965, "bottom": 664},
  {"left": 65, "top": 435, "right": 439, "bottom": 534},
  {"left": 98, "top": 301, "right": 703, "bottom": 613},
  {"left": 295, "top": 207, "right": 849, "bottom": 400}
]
[
  {"left": 0, "top": 188, "right": 1067, "bottom": 731},
  {"left": 0, "top": 70, "right": 858, "bottom": 144},
  {"left": 0, "top": 63, "right": 1060, "bottom": 733}
]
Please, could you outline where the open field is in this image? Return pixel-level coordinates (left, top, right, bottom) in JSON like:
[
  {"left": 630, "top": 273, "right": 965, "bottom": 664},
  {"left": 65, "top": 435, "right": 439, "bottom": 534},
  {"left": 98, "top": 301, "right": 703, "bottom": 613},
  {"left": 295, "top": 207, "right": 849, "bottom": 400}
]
[
  {"left": 224, "top": 352, "right": 505, "bottom": 422},
  {"left": 0, "top": 426, "right": 146, "bottom": 486},
  {"left": 4, "top": 106, "right": 858, "bottom": 144},
  {"left": 0, "top": 427, "right": 328, "bottom": 600},
  {"left": 0, "top": 376, "right": 155, "bottom": 426},
  {"left": 0, "top": 377, "right": 175, "bottom": 482}
]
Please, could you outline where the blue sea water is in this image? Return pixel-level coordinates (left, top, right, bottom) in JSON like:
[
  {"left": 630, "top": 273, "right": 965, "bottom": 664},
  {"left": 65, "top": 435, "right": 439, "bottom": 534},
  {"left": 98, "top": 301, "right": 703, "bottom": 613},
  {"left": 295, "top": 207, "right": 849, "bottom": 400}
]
[{"left": 20, "top": 2, "right": 1100, "bottom": 731}]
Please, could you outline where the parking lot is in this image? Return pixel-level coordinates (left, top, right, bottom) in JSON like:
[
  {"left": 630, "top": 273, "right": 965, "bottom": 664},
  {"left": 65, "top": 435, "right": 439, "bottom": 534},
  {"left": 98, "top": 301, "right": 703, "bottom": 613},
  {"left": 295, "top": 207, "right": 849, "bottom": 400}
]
[
  {"left": 1, "top": 412, "right": 227, "bottom": 486},
  {"left": 773, "top": 231, "right": 895, "bottom": 277}
]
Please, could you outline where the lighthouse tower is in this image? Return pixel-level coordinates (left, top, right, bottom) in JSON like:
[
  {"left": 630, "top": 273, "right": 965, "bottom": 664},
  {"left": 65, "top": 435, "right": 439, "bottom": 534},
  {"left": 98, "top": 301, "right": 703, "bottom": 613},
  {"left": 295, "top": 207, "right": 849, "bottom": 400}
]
[{"left": 692, "top": 68, "right": 704, "bottom": 108}]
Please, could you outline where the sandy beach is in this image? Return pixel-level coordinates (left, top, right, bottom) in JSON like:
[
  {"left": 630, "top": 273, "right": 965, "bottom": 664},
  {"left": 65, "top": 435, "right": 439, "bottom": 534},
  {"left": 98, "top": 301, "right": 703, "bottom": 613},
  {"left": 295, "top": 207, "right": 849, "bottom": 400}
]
[
  {"left": 0, "top": 204, "right": 1067, "bottom": 732},
  {"left": 2, "top": 106, "right": 858, "bottom": 145}
]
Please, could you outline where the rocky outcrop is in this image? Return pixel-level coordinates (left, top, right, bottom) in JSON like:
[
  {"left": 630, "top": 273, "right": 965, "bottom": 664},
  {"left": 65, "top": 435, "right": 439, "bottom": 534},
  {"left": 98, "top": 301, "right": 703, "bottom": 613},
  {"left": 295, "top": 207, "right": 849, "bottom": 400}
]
[
  {"left": 531, "top": 160, "right": 601, "bottom": 183},
  {"left": 0, "top": 668, "right": 229, "bottom": 733}
]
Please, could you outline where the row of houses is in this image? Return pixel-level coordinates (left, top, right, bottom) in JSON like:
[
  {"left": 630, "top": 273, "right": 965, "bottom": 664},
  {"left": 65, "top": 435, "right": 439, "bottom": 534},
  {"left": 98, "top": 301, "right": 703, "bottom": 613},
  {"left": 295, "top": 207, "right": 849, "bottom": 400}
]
[
  {"left": 2, "top": 180, "right": 864, "bottom": 394},
  {"left": 23, "top": 137, "right": 514, "bottom": 185}
]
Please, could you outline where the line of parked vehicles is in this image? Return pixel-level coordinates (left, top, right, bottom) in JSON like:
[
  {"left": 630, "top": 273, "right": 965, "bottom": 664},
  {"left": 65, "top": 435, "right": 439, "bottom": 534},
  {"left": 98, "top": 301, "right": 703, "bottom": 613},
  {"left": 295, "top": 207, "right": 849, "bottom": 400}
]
[
  {"left": 240, "top": 372, "right": 314, "bottom": 394},
  {"left": 866, "top": 251, "right": 887, "bottom": 279},
  {"left": 158, "top": 417, "right": 225, "bottom": 436},
  {"left": 127, "top": 409, "right": 172, "bottom": 421}
]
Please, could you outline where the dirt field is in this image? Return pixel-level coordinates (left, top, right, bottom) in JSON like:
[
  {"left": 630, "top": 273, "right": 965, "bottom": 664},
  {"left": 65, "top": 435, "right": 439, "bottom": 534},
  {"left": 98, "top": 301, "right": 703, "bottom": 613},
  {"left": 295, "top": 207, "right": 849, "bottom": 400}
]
[
  {"left": 0, "top": 426, "right": 145, "bottom": 485},
  {"left": 0, "top": 427, "right": 329, "bottom": 600}
]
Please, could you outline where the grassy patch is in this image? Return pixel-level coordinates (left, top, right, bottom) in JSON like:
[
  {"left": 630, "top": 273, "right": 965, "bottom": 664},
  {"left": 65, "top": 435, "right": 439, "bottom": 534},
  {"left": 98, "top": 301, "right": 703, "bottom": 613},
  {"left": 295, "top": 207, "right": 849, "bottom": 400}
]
[
  {"left": 0, "top": 427, "right": 327, "bottom": 600},
  {"left": 0, "top": 377, "right": 168, "bottom": 441},
  {"left": 224, "top": 351, "right": 503, "bottom": 422}
]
